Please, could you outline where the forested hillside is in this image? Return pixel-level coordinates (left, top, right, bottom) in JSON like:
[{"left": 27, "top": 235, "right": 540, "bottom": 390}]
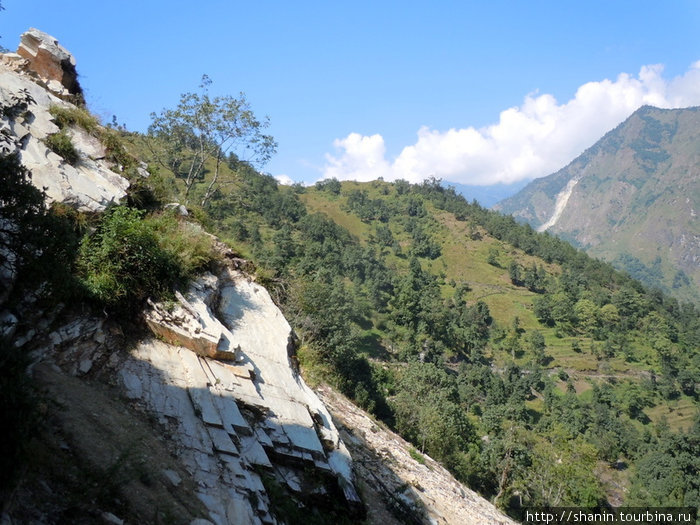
[
  {"left": 5, "top": 77, "right": 697, "bottom": 519},
  {"left": 124, "top": 104, "right": 699, "bottom": 516}
]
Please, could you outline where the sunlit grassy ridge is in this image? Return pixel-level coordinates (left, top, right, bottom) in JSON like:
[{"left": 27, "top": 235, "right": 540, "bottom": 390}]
[{"left": 301, "top": 180, "right": 670, "bottom": 384}]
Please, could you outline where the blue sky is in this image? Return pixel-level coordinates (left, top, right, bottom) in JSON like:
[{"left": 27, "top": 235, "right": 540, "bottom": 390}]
[{"left": 3, "top": 1, "right": 700, "bottom": 201}]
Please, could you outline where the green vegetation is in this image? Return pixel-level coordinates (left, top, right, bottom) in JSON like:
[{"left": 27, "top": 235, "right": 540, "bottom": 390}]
[
  {"left": 147, "top": 75, "right": 276, "bottom": 207},
  {"left": 77, "top": 207, "right": 216, "bottom": 315},
  {"left": 408, "top": 447, "right": 426, "bottom": 464},
  {"left": 49, "top": 104, "right": 100, "bottom": 133},
  {"left": 199, "top": 170, "right": 697, "bottom": 515},
  {"left": 165, "top": 163, "right": 696, "bottom": 515},
  {"left": 49, "top": 104, "right": 140, "bottom": 173},
  {"left": 44, "top": 129, "right": 80, "bottom": 165},
  {"left": 0, "top": 152, "right": 77, "bottom": 497},
  {"left": 0, "top": 152, "right": 78, "bottom": 303}
]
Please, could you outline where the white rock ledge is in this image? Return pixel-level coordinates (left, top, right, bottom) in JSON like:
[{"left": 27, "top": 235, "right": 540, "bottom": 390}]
[
  {"left": 131, "top": 268, "right": 362, "bottom": 524},
  {"left": 0, "top": 61, "right": 129, "bottom": 212}
]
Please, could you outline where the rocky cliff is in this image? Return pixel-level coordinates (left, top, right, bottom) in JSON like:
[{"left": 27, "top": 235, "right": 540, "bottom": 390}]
[
  {"left": 15, "top": 256, "right": 362, "bottom": 524},
  {"left": 0, "top": 31, "right": 129, "bottom": 213},
  {"left": 1, "top": 30, "right": 515, "bottom": 525}
]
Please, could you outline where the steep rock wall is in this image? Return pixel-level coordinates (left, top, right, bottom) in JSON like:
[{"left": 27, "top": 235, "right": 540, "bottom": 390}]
[
  {"left": 0, "top": 54, "right": 128, "bottom": 212},
  {"left": 20, "top": 260, "right": 363, "bottom": 524}
]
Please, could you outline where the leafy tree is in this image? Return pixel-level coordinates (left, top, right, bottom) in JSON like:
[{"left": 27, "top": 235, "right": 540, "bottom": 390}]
[
  {"left": 628, "top": 427, "right": 700, "bottom": 507},
  {"left": 265, "top": 225, "right": 297, "bottom": 272},
  {"left": 599, "top": 303, "right": 620, "bottom": 330},
  {"left": 0, "top": 153, "right": 48, "bottom": 302},
  {"left": 315, "top": 178, "right": 341, "bottom": 194},
  {"left": 390, "top": 257, "right": 444, "bottom": 347},
  {"left": 410, "top": 225, "right": 441, "bottom": 259},
  {"left": 524, "top": 431, "right": 604, "bottom": 506},
  {"left": 486, "top": 247, "right": 500, "bottom": 267},
  {"left": 617, "top": 382, "right": 654, "bottom": 421},
  {"left": 447, "top": 299, "right": 492, "bottom": 357},
  {"left": 479, "top": 426, "right": 532, "bottom": 506},
  {"left": 148, "top": 75, "right": 276, "bottom": 206},
  {"left": 392, "top": 362, "right": 476, "bottom": 461},
  {"left": 523, "top": 262, "right": 546, "bottom": 292},
  {"left": 373, "top": 224, "right": 394, "bottom": 247},
  {"left": 394, "top": 178, "right": 411, "bottom": 195},
  {"left": 677, "top": 368, "right": 697, "bottom": 397},
  {"left": 574, "top": 298, "right": 599, "bottom": 335},
  {"left": 404, "top": 196, "right": 426, "bottom": 217},
  {"left": 508, "top": 261, "right": 522, "bottom": 286},
  {"left": 527, "top": 330, "right": 548, "bottom": 365},
  {"left": 533, "top": 295, "right": 554, "bottom": 325}
]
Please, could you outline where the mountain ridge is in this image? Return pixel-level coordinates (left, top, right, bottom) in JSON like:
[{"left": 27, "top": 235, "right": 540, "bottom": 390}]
[{"left": 495, "top": 105, "right": 700, "bottom": 304}]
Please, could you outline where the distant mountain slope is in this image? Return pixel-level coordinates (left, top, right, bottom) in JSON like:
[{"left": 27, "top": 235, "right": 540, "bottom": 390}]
[{"left": 495, "top": 105, "right": 700, "bottom": 304}]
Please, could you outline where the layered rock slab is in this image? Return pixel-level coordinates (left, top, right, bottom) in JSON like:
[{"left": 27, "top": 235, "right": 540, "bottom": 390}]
[
  {"left": 22, "top": 264, "right": 363, "bottom": 524},
  {"left": 16, "top": 28, "right": 83, "bottom": 97},
  {"left": 1, "top": 37, "right": 128, "bottom": 212},
  {"left": 126, "top": 268, "right": 361, "bottom": 524}
]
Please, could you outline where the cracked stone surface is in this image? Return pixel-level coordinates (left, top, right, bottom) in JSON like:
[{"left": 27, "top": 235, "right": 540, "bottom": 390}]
[
  {"left": 127, "top": 268, "right": 362, "bottom": 523},
  {"left": 0, "top": 57, "right": 128, "bottom": 212}
]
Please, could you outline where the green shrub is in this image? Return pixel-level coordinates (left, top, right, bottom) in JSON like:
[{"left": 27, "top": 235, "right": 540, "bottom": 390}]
[
  {"left": 100, "top": 128, "right": 136, "bottom": 170},
  {"left": 49, "top": 104, "right": 99, "bottom": 133},
  {"left": 147, "top": 212, "right": 216, "bottom": 277},
  {"left": 78, "top": 206, "right": 178, "bottom": 310},
  {"left": 45, "top": 130, "right": 79, "bottom": 165},
  {"left": 49, "top": 105, "right": 138, "bottom": 173},
  {"left": 77, "top": 206, "right": 216, "bottom": 315},
  {"left": 409, "top": 447, "right": 426, "bottom": 464}
]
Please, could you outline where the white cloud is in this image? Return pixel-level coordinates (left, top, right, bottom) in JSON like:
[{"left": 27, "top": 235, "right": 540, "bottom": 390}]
[
  {"left": 323, "top": 133, "right": 392, "bottom": 181},
  {"left": 274, "top": 174, "right": 295, "bottom": 186},
  {"left": 322, "top": 62, "right": 700, "bottom": 185}
]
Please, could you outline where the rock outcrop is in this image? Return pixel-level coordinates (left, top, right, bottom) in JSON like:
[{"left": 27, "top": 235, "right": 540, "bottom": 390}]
[
  {"left": 0, "top": 39, "right": 128, "bottom": 212},
  {"left": 143, "top": 275, "right": 240, "bottom": 361},
  {"left": 16, "top": 28, "right": 83, "bottom": 99},
  {"left": 132, "top": 265, "right": 363, "bottom": 523},
  {"left": 21, "top": 257, "right": 363, "bottom": 524}
]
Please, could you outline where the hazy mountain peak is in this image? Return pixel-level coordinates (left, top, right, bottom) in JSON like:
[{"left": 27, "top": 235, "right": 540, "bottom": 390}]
[{"left": 496, "top": 105, "right": 700, "bottom": 303}]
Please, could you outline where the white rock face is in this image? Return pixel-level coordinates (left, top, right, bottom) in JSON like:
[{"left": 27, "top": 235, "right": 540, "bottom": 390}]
[
  {"left": 144, "top": 273, "right": 241, "bottom": 361},
  {"left": 17, "top": 28, "right": 82, "bottom": 97},
  {"left": 27, "top": 263, "right": 363, "bottom": 524},
  {"left": 537, "top": 176, "right": 580, "bottom": 232},
  {"left": 0, "top": 61, "right": 128, "bottom": 212},
  {"left": 124, "top": 268, "right": 361, "bottom": 524}
]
